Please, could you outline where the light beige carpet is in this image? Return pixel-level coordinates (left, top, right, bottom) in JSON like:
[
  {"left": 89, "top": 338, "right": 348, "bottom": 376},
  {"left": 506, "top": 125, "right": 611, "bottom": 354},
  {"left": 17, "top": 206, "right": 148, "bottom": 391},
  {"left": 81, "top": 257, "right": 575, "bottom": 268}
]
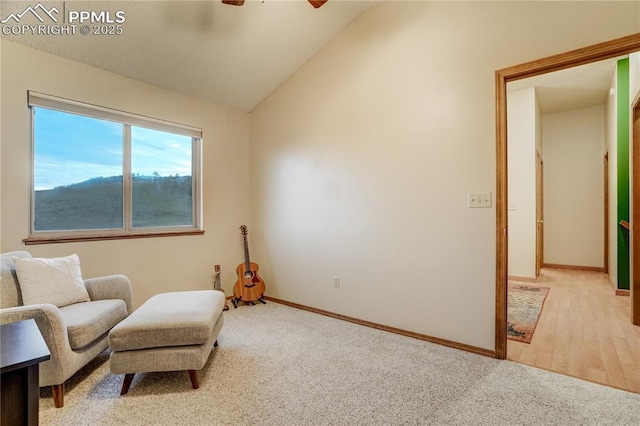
[{"left": 40, "top": 302, "right": 639, "bottom": 425}]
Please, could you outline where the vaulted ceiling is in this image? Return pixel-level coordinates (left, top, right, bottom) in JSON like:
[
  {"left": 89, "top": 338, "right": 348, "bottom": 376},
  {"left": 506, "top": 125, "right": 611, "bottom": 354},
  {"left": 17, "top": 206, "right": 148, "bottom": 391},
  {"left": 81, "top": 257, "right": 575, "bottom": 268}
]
[
  {"left": 1, "top": 0, "right": 379, "bottom": 112},
  {"left": 2, "top": 1, "right": 622, "bottom": 114}
]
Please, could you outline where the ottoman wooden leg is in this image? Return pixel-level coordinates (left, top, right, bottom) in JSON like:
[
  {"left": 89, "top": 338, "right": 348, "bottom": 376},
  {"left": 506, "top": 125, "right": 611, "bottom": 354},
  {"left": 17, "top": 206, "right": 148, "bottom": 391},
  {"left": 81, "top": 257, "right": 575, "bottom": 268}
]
[
  {"left": 120, "top": 373, "right": 135, "bottom": 395},
  {"left": 188, "top": 370, "right": 199, "bottom": 389},
  {"left": 52, "top": 383, "right": 64, "bottom": 408}
]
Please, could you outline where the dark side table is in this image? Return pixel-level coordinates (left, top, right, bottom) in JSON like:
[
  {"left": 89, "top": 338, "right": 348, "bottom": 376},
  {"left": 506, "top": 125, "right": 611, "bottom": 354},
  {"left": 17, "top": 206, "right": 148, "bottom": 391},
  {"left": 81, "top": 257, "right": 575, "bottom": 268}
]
[{"left": 1, "top": 319, "right": 51, "bottom": 426}]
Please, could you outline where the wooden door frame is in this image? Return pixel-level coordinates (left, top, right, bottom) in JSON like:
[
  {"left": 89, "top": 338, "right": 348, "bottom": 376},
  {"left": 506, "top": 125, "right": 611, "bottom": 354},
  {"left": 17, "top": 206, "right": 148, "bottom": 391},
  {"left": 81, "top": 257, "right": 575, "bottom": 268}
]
[
  {"left": 495, "top": 33, "right": 640, "bottom": 359},
  {"left": 535, "top": 149, "right": 543, "bottom": 277},
  {"left": 633, "top": 98, "right": 640, "bottom": 324},
  {"left": 604, "top": 151, "right": 609, "bottom": 275}
]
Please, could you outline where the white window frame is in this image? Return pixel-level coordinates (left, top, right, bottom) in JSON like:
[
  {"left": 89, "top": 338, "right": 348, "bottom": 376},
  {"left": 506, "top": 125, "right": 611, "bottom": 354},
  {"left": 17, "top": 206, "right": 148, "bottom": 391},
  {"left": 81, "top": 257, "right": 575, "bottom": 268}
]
[{"left": 26, "top": 91, "right": 204, "bottom": 244}]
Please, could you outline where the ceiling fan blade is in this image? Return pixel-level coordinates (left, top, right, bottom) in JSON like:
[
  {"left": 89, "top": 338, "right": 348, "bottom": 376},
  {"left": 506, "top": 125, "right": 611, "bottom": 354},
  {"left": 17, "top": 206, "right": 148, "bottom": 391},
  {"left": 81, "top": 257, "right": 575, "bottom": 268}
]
[
  {"left": 222, "top": 0, "right": 245, "bottom": 6},
  {"left": 308, "top": 0, "right": 328, "bottom": 8}
]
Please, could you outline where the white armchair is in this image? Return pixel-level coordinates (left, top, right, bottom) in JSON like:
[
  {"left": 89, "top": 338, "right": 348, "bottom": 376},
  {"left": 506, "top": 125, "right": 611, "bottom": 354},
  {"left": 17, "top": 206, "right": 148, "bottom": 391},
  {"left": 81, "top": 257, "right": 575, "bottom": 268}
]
[{"left": 0, "top": 251, "right": 133, "bottom": 408}]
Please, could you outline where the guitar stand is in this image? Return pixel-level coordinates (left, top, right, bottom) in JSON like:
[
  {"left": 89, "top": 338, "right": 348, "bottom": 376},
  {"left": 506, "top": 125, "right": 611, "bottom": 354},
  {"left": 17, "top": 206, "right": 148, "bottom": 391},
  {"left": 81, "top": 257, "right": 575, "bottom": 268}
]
[{"left": 232, "top": 297, "right": 267, "bottom": 308}]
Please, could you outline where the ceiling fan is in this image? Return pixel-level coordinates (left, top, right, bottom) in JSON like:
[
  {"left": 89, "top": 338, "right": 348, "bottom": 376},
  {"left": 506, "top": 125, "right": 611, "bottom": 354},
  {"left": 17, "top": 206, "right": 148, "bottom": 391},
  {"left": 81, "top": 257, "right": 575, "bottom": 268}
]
[{"left": 222, "top": 0, "right": 328, "bottom": 8}]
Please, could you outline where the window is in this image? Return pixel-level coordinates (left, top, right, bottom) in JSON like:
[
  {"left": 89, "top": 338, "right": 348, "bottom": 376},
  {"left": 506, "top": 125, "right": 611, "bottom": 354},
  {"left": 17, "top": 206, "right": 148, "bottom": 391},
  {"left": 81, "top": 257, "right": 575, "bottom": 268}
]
[{"left": 27, "top": 92, "right": 203, "bottom": 243}]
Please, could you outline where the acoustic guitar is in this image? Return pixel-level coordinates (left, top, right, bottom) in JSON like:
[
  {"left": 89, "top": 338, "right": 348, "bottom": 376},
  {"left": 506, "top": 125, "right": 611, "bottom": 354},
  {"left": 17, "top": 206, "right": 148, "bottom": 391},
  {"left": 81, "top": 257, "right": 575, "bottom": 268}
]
[
  {"left": 213, "top": 264, "right": 230, "bottom": 311},
  {"left": 232, "top": 225, "right": 266, "bottom": 307}
]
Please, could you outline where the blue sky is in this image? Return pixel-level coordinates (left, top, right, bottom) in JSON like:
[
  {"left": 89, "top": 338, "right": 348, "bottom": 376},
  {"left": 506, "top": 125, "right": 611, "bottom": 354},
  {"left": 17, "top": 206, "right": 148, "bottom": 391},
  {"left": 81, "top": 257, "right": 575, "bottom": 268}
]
[{"left": 34, "top": 108, "right": 192, "bottom": 190}]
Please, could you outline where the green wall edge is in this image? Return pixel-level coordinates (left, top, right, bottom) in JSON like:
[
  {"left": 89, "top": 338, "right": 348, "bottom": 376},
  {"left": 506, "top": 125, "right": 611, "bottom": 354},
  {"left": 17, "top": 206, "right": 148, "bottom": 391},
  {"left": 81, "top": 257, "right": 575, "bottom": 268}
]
[{"left": 617, "top": 58, "right": 630, "bottom": 291}]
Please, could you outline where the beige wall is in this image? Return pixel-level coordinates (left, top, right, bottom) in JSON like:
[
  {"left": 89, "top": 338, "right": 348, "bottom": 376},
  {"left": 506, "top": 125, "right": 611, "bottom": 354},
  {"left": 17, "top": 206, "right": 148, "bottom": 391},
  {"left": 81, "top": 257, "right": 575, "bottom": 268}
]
[
  {"left": 543, "top": 106, "right": 606, "bottom": 268},
  {"left": 631, "top": 52, "right": 640, "bottom": 99},
  {"left": 250, "top": 2, "right": 639, "bottom": 350},
  {"left": 507, "top": 87, "right": 537, "bottom": 279},
  {"left": 1, "top": 2, "right": 639, "bottom": 352},
  {"left": 0, "top": 41, "right": 251, "bottom": 308}
]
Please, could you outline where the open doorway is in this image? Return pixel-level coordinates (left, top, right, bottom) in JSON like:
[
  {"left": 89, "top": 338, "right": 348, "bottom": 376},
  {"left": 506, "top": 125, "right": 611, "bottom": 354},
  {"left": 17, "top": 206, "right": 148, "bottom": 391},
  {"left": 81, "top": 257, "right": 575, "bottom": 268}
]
[
  {"left": 506, "top": 58, "right": 613, "bottom": 279},
  {"left": 495, "top": 33, "right": 640, "bottom": 392}
]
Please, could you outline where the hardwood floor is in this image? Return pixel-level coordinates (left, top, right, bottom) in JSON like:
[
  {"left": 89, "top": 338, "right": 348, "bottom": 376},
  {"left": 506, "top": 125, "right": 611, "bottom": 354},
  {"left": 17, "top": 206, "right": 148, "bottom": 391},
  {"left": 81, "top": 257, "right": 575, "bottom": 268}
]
[{"left": 507, "top": 268, "right": 640, "bottom": 394}]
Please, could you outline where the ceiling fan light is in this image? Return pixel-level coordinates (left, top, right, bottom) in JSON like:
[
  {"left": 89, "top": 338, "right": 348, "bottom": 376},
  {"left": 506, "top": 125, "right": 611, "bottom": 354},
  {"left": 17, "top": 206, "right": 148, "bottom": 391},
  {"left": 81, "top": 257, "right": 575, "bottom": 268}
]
[
  {"left": 222, "top": 0, "right": 245, "bottom": 6},
  {"left": 308, "top": 0, "right": 328, "bottom": 8}
]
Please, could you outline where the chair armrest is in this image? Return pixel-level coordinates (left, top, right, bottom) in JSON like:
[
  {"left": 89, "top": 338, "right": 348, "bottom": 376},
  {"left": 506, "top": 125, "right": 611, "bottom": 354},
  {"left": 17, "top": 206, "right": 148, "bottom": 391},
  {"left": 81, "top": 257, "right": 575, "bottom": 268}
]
[
  {"left": 0, "top": 304, "right": 70, "bottom": 357},
  {"left": 84, "top": 274, "right": 133, "bottom": 314}
]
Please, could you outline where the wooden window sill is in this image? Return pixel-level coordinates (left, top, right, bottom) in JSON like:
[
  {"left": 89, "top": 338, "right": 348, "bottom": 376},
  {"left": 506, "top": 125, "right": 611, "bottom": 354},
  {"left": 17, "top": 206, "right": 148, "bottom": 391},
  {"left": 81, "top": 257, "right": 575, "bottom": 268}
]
[{"left": 23, "top": 230, "right": 205, "bottom": 245}]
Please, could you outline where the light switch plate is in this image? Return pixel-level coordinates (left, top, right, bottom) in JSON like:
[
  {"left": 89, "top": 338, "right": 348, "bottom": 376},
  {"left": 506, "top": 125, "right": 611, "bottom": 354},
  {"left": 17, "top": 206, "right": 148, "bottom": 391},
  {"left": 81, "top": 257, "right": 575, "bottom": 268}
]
[{"left": 468, "top": 192, "right": 492, "bottom": 208}]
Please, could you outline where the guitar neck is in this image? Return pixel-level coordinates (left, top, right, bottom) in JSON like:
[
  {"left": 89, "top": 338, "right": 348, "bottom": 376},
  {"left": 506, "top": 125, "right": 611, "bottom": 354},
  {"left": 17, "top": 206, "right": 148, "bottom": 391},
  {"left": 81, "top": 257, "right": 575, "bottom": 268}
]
[{"left": 243, "top": 234, "right": 251, "bottom": 270}]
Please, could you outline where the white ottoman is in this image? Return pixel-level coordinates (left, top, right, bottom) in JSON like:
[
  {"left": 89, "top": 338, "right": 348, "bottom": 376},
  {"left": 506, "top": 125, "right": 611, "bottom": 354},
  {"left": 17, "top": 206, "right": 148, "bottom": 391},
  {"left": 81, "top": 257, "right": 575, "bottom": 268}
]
[{"left": 108, "top": 290, "right": 225, "bottom": 395}]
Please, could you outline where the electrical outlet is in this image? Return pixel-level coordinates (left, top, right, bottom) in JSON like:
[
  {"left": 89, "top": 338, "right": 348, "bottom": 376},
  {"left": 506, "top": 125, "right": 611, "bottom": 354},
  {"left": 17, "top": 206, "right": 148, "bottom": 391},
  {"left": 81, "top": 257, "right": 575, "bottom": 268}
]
[
  {"left": 468, "top": 192, "right": 492, "bottom": 208},
  {"left": 333, "top": 276, "right": 340, "bottom": 288}
]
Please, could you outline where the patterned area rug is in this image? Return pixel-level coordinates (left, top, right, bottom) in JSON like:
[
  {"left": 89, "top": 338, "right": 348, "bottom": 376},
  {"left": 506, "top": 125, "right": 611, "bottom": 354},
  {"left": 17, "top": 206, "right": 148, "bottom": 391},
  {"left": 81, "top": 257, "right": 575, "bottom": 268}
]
[{"left": 507, "top": 284, "right": 550, "bottom": 344}]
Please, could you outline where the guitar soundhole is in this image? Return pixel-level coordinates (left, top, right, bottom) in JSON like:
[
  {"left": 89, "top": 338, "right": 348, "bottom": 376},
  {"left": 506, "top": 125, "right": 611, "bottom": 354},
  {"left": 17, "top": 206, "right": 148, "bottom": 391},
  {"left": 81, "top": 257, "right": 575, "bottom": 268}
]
[{"left": 244, "top": 270, "right": 256, "bottom": 287}]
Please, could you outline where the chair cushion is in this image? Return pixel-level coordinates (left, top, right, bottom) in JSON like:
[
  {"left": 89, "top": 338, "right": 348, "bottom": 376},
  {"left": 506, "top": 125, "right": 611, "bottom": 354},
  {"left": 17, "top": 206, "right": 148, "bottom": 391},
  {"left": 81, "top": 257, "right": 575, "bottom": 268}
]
[
  {"left": 59, "top": 299, "right": 128, "bottom": 350},
  {"left": 13, "top": 254, "right": 90, "bottom": 308},
  {"left": 109, "top": 290, "right": 225, "bottom": 352}
]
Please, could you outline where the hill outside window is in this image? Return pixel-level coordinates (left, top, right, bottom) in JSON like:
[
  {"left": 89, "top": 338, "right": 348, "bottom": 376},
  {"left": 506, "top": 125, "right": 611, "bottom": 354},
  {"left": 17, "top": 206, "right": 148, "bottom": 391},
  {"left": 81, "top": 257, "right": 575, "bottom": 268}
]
[{"left": 25, "top": 92, "right": 203, "bottom": 244}]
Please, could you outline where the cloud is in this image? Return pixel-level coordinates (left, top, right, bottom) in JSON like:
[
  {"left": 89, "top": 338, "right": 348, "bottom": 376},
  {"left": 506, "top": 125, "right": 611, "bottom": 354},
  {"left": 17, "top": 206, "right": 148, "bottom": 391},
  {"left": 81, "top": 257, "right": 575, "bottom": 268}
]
[{"left": 33, "top": 107, "right": 194, "bottom": 190}]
